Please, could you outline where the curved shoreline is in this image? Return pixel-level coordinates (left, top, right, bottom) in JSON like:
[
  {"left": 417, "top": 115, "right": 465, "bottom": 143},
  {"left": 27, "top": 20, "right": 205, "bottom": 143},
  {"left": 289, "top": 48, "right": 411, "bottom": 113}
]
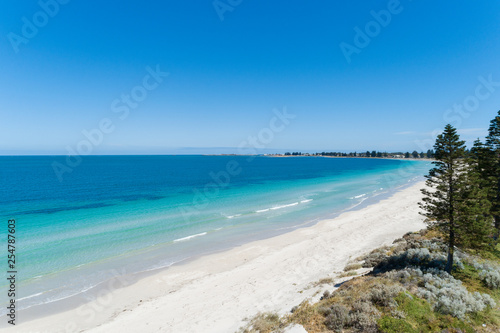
[
  {"left": 6, "top": 181, "right": 426, "bottom": 333},
  {"left": 7, "top": 175, "right": 423, "bottom": 322}
]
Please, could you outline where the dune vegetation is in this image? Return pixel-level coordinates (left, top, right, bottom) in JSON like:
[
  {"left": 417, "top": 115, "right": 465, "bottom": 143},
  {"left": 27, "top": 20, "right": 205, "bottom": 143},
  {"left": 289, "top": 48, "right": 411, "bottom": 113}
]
[{"left": 239, "top": 111, "right": 500, "bottom": 333}]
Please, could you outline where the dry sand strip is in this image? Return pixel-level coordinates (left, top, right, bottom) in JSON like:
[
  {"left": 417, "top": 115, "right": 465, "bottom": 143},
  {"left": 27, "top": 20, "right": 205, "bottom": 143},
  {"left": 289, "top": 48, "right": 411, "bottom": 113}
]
[{"left": 9, "top": 182, "right": 426, "bottom": 333}]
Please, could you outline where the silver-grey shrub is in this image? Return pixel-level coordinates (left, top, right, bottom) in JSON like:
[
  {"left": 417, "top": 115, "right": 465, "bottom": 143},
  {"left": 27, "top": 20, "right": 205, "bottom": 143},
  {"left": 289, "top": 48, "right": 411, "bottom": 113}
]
[
  {"left": 368, "top": 283, "right": 404, "bottom": 308},
  {"left": 375, "top": 247, "right": 464, "bottom": 273},
  {"left": 385, "top": 267, "right": 423, "bottom": 286},
  {"left": 323, "top": 304, "right": 349, "bottom": 332},
  {"left": 348, "top": 301, "right": 379, "bottom": 333},
  {"left": 472, "top": 260, "right": 500, "bottom": 289},
  {"left": 420, "top": 239, "right": 447, "bottom": 253},
  {"left": 362, "top": 248, "right": 389, "bottom": 268},
  {"left": 385, "top": 266, "right": 496, "bottom": 318},
  {"left": 417, "top": 271, "right": 496, "bottom": 318},
  {"left": 480, "top": 269, "right": 500, "bottom": 289}
]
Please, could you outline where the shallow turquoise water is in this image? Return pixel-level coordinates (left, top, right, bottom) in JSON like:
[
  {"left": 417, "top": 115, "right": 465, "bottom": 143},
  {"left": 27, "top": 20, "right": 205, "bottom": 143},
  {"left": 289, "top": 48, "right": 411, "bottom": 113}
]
[{"left": 0, "top": 155, "right": 431, "bottom": 312}]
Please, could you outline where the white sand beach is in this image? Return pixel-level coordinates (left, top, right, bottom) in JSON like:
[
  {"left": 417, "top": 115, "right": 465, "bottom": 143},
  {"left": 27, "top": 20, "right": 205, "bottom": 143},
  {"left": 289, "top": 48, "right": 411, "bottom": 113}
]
[{"left": 9, "top": 181, "right": 426, "bottom": 333}]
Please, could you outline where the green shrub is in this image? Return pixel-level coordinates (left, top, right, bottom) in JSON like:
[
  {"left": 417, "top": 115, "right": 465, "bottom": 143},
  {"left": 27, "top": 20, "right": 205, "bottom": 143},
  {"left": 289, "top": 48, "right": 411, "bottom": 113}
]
[
  {"left": 377, "top": 316, "right": 417, "bottom": 333},
  {"left": 394, "top": 292, "right": 434, "bottom": 326}
]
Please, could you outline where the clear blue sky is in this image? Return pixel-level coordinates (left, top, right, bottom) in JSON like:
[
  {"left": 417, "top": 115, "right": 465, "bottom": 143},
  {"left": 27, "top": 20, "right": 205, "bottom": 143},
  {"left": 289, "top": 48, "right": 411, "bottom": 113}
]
[{"left": 1, "top": 1, "right": 500, "bottom": 154}]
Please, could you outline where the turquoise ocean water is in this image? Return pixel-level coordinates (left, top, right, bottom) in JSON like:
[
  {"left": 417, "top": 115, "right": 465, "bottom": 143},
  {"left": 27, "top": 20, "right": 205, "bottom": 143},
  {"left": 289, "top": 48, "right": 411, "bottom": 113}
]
[{"left": 0, "top": 156, "right": 430, "bottom": 314}]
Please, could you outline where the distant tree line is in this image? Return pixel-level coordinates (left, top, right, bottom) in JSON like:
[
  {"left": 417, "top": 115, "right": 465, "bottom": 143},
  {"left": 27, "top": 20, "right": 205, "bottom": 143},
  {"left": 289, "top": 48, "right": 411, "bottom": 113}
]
[
  {"left": 281, "top": 150, "right": 435, "bottom": 158},
  {"left": 420, "top": 110, "right": 500, "bottom": 273}
]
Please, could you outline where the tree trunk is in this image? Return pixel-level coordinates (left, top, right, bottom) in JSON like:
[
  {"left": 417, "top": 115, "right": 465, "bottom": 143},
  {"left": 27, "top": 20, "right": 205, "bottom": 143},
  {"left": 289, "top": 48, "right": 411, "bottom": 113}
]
[
  {"left": 493, "top": 164, "right": 500, "bottom": 239},
  {"left": 446, "top": 164, "right": 454, "bottom": 274},
  {"left": 495, "top": 173, "right": 500, "bottom": 231},
  {"left": 445, "top": 227, "right": 454, "bottom": 274},
  {"left": 494, "top": 211, "right": 499, "bottom": 234}
]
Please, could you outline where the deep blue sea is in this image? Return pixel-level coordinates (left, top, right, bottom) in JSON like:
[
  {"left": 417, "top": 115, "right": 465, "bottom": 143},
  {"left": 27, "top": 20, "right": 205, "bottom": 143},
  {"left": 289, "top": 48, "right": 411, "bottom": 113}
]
[{"left": 0, "top": 156, "right": 430, "bottom": 314}]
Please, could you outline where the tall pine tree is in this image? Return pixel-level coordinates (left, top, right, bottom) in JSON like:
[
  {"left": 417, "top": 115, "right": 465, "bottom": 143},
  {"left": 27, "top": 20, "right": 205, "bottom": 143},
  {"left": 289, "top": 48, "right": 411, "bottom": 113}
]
[
  {"left": 485, "top": 111, "right": 500, "bottom": 233},
  {"left": 458, "top": 156, "right": 494, "bottom": 250},
  {"left": 419, "top": 124, "right": 491, "bottom": 272},
  {"left": 470, "top": 139, "right": 496, "bottom": 190}
]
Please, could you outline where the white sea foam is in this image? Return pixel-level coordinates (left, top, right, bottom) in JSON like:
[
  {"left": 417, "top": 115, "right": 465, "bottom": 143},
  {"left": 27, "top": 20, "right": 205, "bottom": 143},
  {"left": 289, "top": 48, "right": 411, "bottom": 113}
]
[
  {"left": 227, "top": 214, "right": 242, "bottom": 219},
  {"left": 17, "top": 292, "right": 45, "bottom": 302},
  {"left": 173, "top": 232, "right": 207, "bottom": 243},
  {"left": 256, "top": 199, "right": 311, "bottom": 213},
  {"left": 9, "top": 283, "right": 98, "bottom": 315},
  {"left": 270, "top": 202, "right": 299, "bottom": 210},
  {"left": 349, "top": 194, "right": 366, "bottom": 199},
  {"left": 143, "top": 260, "right": 179, "bottom": 272}
]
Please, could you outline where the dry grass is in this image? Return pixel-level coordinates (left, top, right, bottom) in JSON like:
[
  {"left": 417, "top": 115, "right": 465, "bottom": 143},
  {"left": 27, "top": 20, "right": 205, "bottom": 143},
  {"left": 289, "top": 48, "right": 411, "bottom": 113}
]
[
  {"left": 308, "top": 277, "right": 334, "bottom": 288},
  {"left": 288, "top": 302, "right": 327, "bottom": 333},
  {"left": 343, "top": 263, "right": 362, "bottom": 272},
  {"left": 338, "top": 271, "right": 358, "bottom": 278},
  {"left": 238, "top": 312, "right": 288, "bottom": 333}
]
